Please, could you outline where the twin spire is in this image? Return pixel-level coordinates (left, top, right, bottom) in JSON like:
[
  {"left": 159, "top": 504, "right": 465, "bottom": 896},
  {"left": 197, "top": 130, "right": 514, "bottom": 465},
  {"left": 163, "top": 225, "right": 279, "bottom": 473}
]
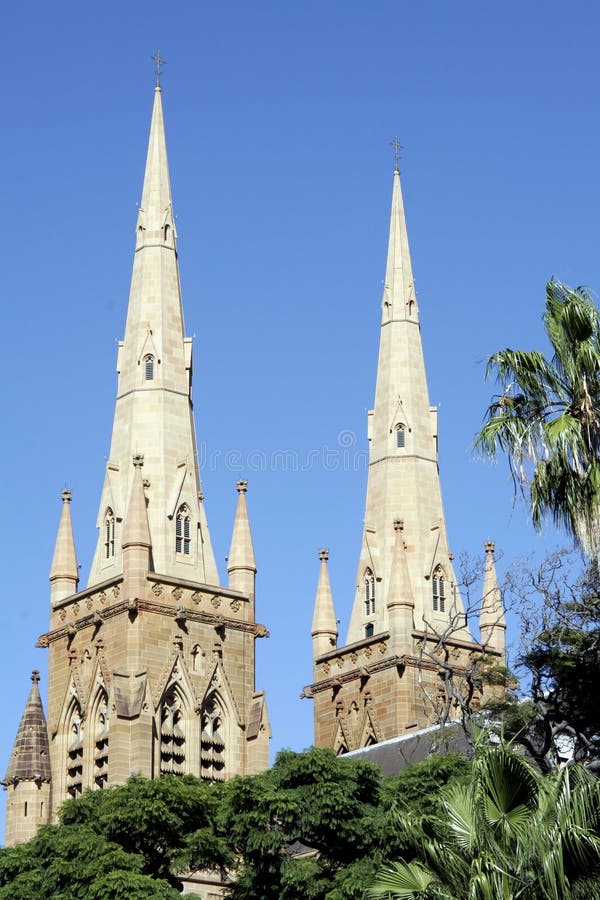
[
  {"left": 49, "top": 85, "right": 257, "bottom": 600},
  {"left": 311, "top": 162, "right": 506, "bottom": 660}
]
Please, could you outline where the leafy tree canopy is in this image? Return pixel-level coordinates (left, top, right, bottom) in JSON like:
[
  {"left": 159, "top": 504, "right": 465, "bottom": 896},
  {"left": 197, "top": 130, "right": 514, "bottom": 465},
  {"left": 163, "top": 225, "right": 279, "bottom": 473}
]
[{"left": 0, "top": 749, "right": 469, "bottom": 899}]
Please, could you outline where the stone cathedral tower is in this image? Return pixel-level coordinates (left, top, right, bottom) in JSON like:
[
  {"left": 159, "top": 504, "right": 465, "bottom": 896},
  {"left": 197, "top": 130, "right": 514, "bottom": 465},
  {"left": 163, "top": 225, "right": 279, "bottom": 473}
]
[
  {"left": 3, "top": 85, "right": 270, "bottom": 846},
  {"left": 305, "top": 165, "right": 505, "bottom": 752}
]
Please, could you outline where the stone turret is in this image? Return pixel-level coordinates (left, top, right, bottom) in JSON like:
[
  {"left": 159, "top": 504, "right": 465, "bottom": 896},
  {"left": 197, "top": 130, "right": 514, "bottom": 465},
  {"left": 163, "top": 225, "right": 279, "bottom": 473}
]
[
  {"left": 311, "top": 549, "right": 338, "bottom": 662},
  {"left": 49, "top": 489, "right": 79, "bottom": 605},
  {"left": 227, "top": 481, "right": 257, "bottom": 601},
  {"left": 121, "top": 453, "right": 152, "bottom": 600},
  {"left": 479, "top": 541, "right": 506, "bottom": 656},
  {"left": 385, "top": 520, "right": 415, "bottom": 651},
  {"left": 2, "top": 672, "right": 51, "bottom": 845}
]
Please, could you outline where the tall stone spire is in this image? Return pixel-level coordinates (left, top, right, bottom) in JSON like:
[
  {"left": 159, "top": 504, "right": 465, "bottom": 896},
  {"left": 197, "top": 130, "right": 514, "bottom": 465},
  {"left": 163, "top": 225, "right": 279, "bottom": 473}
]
[
  {"left": 88, "top": 86, "right": 218, "bottom": 586},
  {"left": 49, "top": 489, "right": 79, "bottom": 604},
  {"left": 7, "top": 81, "right": 270, "bottom": 852},
  {"left": 311, "top": 549, "right": 338, "bottom": 660},
  {"left": 347, "top": 166, "right": 465, "bottom": 644},
  {"left": 227, "top": 480, "right": 257, "bottom": 599}
]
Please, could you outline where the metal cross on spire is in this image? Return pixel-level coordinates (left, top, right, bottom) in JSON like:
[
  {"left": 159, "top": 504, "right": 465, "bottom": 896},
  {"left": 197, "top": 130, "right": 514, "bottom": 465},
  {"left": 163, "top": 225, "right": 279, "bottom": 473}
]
[
  {"left": 389, "top": 136, "right": 404, "bottom": 172},
  {"left": 151, "top": 50, "right": 166, "bottom": 87}
]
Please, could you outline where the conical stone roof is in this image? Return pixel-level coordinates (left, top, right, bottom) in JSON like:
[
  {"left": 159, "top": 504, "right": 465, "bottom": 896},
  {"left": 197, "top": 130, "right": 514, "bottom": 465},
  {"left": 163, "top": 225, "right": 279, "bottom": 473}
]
[{"left": 3, "top": 672, "right": 51, "bottom": 784}]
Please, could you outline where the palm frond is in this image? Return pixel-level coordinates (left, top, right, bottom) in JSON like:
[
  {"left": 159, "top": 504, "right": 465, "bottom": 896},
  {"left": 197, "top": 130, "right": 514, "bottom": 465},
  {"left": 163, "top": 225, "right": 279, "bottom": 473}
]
[{"left": 366, "top": 860, "right": 438, "bottom": 898}]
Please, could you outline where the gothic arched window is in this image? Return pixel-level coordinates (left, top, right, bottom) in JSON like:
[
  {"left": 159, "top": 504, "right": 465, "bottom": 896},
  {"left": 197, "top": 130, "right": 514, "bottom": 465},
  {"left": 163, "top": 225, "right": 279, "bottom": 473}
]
[
  {"left": 395, "top": 424, "right": 406, "bottom": 449},
  {"left": 364, "top": 569, "right": 375, "bottom": 616},
  {"left": 144, "top": 355, "right": 155, "bottom": 381},
  {"left": 104, "top": 509, "right": 115, "bottom": 559},
  {"left": 200, "top": 695, "right": 226, "bottom": 782},
  {"left": 176, "top": 505, "right": 191, "bottom": 556},
  {"left": 160, "top": 685, "right": 186, "bottom": 776},
  {"left": 432, "top": 566, "right": 446, "bottom": 613}
]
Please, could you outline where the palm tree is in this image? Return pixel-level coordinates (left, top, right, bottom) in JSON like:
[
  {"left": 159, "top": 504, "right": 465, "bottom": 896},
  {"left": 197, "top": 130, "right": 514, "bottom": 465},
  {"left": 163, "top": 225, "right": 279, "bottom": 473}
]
[
  {"left": 368, "top": 742, "right": 600, "bottom": 899},
  {"left": 475, "top": 281, "right": 600, "bottom": 561}
]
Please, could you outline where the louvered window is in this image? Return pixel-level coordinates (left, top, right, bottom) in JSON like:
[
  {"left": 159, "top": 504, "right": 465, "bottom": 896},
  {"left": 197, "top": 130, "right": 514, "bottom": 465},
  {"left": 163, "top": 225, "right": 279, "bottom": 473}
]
[
  {"left": 66, "top": 707, "right": 84, "bottom": 798},
  {"left": 176, "top": 506, "right": 191, "bottom": 556},
  {"left": 160, "top": 686, "right": 186, "bottom": 776},
  {"left": 364, "top": 570, "right": 375, "bottom": 615},
  {"left": 396, "top": 424, "right": 406, "bottom": 448},
  {"left": 94, "top": 698, "right": 109, "bottom": 788},
  {"left": 432, "top": 569, "right": 446, "bottom": 613},
  {"left": 104, "top": 510, "right": 115, "bottom": 559},
  {"left": 200, "top": 696, "right": 226, "bottom": 782},
  {"left": 144, "top": 355, "right": 154, "bottom": 380}
]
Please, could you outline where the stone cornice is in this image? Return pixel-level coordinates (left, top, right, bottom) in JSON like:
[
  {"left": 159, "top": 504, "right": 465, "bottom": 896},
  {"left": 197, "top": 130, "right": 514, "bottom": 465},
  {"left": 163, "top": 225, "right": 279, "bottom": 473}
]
[
  {"left": 51, "top": 576, "right": 123, "bottom": 611},
  {"left": 38, "top": 598, "right": 268, "bottom": 648},
  {"left": 411, "top": 630, "right": 504, "bottom": 657},
  {"left": 314, "top": 631, "right": 391, "bottom": 665},
  {"left": 302, "top": 654, "right": 405, "bottom": 697}
]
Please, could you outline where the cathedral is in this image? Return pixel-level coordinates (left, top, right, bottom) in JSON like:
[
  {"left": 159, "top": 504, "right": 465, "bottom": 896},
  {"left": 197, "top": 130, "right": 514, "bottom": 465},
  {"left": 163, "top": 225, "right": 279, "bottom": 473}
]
[
  {"left": 304, "top": 160, "right": 505, "bottom": 753},
  {"left": 3, "top": 81, "right": 505, "bottom": 854},
  {"left": 3, "top": 83, "right": 270, "bottom": 849}
]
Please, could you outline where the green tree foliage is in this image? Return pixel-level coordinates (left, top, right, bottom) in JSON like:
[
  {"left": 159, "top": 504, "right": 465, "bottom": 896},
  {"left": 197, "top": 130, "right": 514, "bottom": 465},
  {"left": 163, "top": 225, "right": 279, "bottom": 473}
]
[
  {"left": 369, "top": 742, "right": 600, "bottom": 899},
  {"left": 0, "top": 824, "right": 181, "bottom": 899},
  {"left": 476, "top": 281, "right": 600, "bottom": 561},
  {"left": 220, "top": 747, "right": 469, "bottom": 900},
  {"left": 58, "top": 773, "right": 233, "bottom": 886},
  {"left": 0, "top": 750, "right": 469, "bottom": 899},
  {"left": 0, "top": 775, "right": 232, "bottom": 898}
]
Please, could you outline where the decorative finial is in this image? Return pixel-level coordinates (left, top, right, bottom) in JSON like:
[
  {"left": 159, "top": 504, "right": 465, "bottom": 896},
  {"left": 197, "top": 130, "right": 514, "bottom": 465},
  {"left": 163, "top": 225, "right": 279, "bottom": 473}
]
[
  {"left": 151, "top": 50, "right": 166, "bottom": 88},
  {"left": 484, "top": 540, "right": 495, "bottom": 554},
  {"left": 389, "top": 136, "right": 403, "bottom": 173},
  {"left": 31, "top": 670, "right": 40, "bottom": 684},
  {"left": 61, "top": 488, "right": 72, "bottom": 503},
  {"left": 393, "top": 518, "right": 404, "bottom": 532},
  {"left": 318, "top": 548, "right": 329, "bottom": 561},
  {"left": 132, "top": 452, "right": 144, "bottom": 468},
  {"left": 236, "top": 480, "right": 248, "bottom": 493}
]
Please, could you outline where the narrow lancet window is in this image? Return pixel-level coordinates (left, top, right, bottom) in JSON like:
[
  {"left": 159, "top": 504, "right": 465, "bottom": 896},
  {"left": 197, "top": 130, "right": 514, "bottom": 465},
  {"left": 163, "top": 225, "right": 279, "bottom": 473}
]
[
  {"left": 432, "top": 567, "right": 446, "bottom": 613},
  {"left": 176, "top": 505, "right": 191, "bottom": 556},
  {"left": 144, "top": 355, "right": 154, "bottom": 381},
  {"left": 104, "top": 509, "right": 115, "bottom": 559},
  {"left": 396, "top": 424, "right": 406, "bottom": 449},
  {"left": 364, "top": 569, "right": 375, "bottom": 616}
]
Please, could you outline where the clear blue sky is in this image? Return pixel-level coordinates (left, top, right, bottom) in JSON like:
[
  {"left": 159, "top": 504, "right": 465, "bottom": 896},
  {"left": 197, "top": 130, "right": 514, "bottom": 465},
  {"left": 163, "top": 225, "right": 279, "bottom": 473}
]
[{"left": 2, "top": 1, "right": 599, "bottom": 835}]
